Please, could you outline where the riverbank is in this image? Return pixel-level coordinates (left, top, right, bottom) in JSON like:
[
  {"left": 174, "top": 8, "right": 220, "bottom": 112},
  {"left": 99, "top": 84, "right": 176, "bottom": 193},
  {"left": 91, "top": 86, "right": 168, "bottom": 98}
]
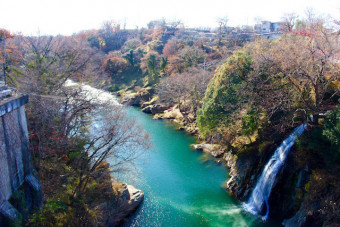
[
  {"left": 96, "top": 181, "right": 145, "bottom": 226},
  {"left": 118, "top": 87, "right": 340, "bottom": 226},
  {"left": 118, "top": 106, "right": 266, "bottom": 226},
  {"left": 120, "top": 89, "right": 199, "bottom": 135},
  {"left": 24, "top": 80, "right": 147, "bottom": 226}
]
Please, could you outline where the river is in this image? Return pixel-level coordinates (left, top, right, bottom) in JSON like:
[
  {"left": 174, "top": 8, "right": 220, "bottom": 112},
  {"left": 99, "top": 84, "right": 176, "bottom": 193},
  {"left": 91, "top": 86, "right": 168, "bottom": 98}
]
[
  {"left": 115, "top": 107, "right": 277, "bottom": 227},
  {"left": 66, "top": 80, "right": 277, "bottom": 226}
]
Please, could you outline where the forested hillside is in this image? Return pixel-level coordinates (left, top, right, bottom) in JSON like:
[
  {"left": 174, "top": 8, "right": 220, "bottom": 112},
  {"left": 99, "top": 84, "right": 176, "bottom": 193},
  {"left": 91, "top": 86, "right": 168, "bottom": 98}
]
[{"left": 0, "top": 11, "right": 339, "bottom": 226}]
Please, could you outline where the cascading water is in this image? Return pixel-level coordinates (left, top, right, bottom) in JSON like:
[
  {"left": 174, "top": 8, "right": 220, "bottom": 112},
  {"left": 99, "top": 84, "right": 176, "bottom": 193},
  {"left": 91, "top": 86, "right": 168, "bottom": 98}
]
[
  {"left": 64, "top": 80, "right": 258, "bottom": 226},
  {"left": 244, "top": 123, "right": 307, "bottom": 219}
]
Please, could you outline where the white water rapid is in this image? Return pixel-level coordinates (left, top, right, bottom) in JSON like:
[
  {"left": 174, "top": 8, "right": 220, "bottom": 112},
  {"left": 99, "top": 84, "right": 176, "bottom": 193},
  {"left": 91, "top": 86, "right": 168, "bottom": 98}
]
[
  {"left": 64, "top": 80, "right": 120, "bottom": 106},
  {"left": 243, "top": 123, "right": 307, "bottom": 219}
]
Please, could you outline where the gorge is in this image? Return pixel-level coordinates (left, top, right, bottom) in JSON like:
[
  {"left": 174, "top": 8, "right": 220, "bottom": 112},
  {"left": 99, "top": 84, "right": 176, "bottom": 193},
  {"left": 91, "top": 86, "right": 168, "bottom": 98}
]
[
  {"left": 1, "top": 11, "right": 338, "bottom": 226},
  {"left": 76, "top": 81, "right": 282, "bottom": 227}
]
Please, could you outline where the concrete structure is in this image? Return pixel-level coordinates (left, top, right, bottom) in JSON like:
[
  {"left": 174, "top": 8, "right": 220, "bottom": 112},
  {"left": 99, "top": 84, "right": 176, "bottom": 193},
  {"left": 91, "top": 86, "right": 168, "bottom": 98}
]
[
  {"left": 254, "top": 21, "right": 284, "bottom": 33},
  {"left": 271, "top": 22, "right": 284, "bottom": 32},
  {"left": 0, "top": 83, "right": 41, "bottom": 225},
  {"left": 261, "top": 21, "right": 271, "bottom": 33}
]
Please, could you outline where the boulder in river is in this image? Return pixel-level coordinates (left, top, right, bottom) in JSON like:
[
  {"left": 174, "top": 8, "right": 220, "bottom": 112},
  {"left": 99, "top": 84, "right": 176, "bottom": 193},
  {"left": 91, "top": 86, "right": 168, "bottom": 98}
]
[
  {"left": 96, "top": 183, "right": 144, "bottom": 226},
  {"left": 118, "top": 183, "right": 144, "bottom": 211},
  {"left": 156, "top": 105, "right": 184, "bottom": 120},
  {"left": 190, "top": 143, "right": 225, "bottom": 158}
]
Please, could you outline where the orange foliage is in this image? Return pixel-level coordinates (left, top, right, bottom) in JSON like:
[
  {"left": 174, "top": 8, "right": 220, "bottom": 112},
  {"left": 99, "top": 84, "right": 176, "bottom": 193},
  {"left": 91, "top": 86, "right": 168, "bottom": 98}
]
[
  {"left": 0, "top": 29, "right": 13, "bottom": 40},
  {"left": 163, "top": 39, "right": 178, "bottom": 57},
  {"left": 101, "top": 56, "right": 128, "bottom": 75},
  {"left": 0, "top": 29, "right": 22, "bottom": 65},
  {"left": 166, "top": 55, "right": 183, "bottom": 76},
  {"left": 74, "top": 29, "right": 99, "bottom": 42},
  {"left": 1, "top": 42, "right": 23, "bottom": 64}
]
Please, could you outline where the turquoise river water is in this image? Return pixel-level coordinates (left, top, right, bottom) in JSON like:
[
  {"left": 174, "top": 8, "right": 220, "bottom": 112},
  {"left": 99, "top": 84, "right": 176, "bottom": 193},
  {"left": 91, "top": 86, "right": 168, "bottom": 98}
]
[{"left": 112, "top": 107, "right": 280, "bottom": 227}]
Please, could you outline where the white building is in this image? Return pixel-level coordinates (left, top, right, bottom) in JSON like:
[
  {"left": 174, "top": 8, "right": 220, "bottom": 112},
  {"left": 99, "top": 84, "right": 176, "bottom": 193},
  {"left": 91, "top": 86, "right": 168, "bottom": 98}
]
[{"left": 254, "top": 21, "right": 284, "bottom": 33}]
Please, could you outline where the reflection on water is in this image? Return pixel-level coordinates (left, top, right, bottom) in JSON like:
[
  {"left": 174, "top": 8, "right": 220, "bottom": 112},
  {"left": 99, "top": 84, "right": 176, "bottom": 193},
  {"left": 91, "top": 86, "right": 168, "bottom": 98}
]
[{"left": 198, "top": 153, "right": 212, "bottom": 163}]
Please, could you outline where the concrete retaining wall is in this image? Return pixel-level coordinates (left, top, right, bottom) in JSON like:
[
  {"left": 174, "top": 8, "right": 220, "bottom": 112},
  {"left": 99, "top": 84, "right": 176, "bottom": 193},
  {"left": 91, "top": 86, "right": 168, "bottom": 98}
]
[{"left": 0, "top": 94, "right": 41, "bottom": 224}]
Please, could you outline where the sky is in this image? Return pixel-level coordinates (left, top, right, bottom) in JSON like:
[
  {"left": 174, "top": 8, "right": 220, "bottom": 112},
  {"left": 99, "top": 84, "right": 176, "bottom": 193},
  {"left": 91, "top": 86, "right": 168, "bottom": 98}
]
[{"left": 0, "top": 0, "right": 339, "bottom": 36}]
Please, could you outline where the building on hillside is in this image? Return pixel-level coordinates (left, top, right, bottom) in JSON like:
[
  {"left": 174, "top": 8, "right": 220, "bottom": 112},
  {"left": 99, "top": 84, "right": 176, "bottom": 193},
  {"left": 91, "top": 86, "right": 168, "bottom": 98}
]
[
  {"left": 261, "top": 21, "right": 271, "bottom": 33},
  {"left": 254, "top": 21, "right": 284, "bottom": 33},
  {"left": 254, "top": 24, "right": 262, "bottom": 33},
  {"left": 271, "top": 22, "right": 285, "bottom": 32},
  {"left": 241, "top": 25, "right": 253, "bottom": 33}
]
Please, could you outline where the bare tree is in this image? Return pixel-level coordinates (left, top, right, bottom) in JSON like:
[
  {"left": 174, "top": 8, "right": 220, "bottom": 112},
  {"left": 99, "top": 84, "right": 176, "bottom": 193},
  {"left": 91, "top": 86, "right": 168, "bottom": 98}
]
[
  {"left": 217, "top": 16, "right": 229, "bottom": 47},
  {"left": 19, "top": 35, "right": 99, "bottom": 94},
  {"left": 72, "top": 102, "right": 150, "bottom": 197},
  {"left": 281, "top": 12, "right": 298, "bottom": 32},
  {"left": 247, "top": 16, "right": 340, "bottom": 125},
  {"left": 157, "top": 68, "right": 212, "bottom": 115},
  {"left": 13, "top": 35, "right": 105, "bottom": 169}
]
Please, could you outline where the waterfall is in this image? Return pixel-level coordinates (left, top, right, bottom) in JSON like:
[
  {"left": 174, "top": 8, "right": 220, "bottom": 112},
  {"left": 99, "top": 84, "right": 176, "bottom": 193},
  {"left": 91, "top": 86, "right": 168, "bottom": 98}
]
[{"left": 243, "top": 123, "right": 307, "bottom": 219}]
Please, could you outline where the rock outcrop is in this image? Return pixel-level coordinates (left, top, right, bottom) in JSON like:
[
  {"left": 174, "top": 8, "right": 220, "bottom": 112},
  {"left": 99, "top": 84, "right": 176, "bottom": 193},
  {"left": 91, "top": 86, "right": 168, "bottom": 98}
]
[
  {"left": 190, "top": 143, "right": 225, "bottom": 158},
  {"left": 283, "top": 206, "right": 309, "bottom": 227},
  {"left": 117, "top": 183, "right": 144, "bottom": 214},
  {"left": 223, "top": 142, "right": 276, "bottom": 200},
  {"left": 97, "top": 183, "right": 144, "bottom": 227},
  {"left": 153, "top": 105, "right": 184, "bottom": 120},
  {"left": 152, "top": 106, "right": 198, "bottom": 134},
  {"left": 142, "top": 104, "right": 170, "bottom": 115},
  {"left": 223, "top": 139, "right": 314, "bottom": 224},
  {"left": 121, "top": 87, "right": 153, "bottom": 107},
  {"left": 224, "top": 151, "right": 256, "bottom": 199}
]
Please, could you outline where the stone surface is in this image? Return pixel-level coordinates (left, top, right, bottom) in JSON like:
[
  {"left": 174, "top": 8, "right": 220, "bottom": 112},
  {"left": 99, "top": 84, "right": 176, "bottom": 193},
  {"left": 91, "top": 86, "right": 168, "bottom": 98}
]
[
  {"left": 0, "top": 95, "right": 29, "bottom": 117},
  {"left": 121, "top": 88, "right": 153, "bottom": 107},
  {"left": 0, "top": 95, "right": 41, "bottom": 225},
  {"left": 2, "top": 108, "right": 25, "bottom": 196},
  {"left": 154, "top": 105, "right": 184, "bottom": 120},
  {"left": 99, "top": 183, "right": 144, "bottom": 227},
  {"left": 126, "top": 184, "right": 144, "bottom": 208},
  {"left": 25, "top": 174, "right": 41, "bottom": 192},
  {"left": 190, "top": 143, "right": 225, "bottom": 158},
  {"left": 0, "top": 201, "right": 20, "bottom": 221},
  {"left": 142, "top": 104, "right": 169, "bottom": 115},
  {"left": 0, "top": 119, "right": 11, "bottom": 203},
  {"left": 0, "top": 90, "right": 12, "bottom": 99},
  {"left": 223, "top": 150, "right": 260, "bottom": 200},
  {"left": 117, "top": 183, "right": 144, "bottom": 212},
  {"left": 121, "top": 93, "right": 141, "bottom": 106},
  {"left": 283, "top": 207, "right": 308, "bottom": 227}
]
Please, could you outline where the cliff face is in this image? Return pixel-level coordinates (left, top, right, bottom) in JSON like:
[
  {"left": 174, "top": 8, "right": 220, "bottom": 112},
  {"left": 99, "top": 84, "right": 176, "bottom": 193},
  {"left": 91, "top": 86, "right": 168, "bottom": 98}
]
[
  {"left": 223, "top": 140, "right": 324, "bottom": 226},
  {"left": 0, "top": 85, "right": 42, "bottom": 225},
  {"left": 224, "top": 142, "right": 276, "bottom": 201}
]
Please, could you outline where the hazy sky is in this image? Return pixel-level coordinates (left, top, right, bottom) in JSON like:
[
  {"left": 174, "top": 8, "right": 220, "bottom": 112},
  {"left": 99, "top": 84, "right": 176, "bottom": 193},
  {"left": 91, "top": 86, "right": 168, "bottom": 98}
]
[{"left": 0, "top": 0, "right": 339, "bottom": 36}]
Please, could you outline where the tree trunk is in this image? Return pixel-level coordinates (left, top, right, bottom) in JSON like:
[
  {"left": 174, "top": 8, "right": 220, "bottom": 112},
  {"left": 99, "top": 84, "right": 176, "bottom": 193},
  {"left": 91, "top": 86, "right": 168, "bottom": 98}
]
[{"left": 313, "top": 112, "right": 319, "bottom": 125}]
